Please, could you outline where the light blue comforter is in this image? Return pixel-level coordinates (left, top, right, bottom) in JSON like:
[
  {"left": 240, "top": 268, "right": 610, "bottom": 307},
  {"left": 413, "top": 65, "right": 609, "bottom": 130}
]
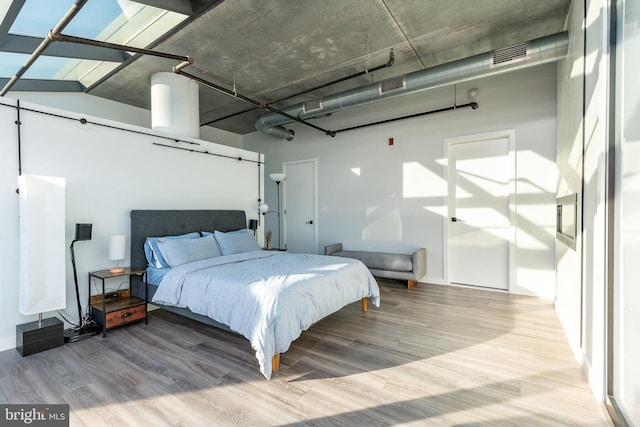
[{"left": 152, "top": 250, "right": 380, "bottom": 379}]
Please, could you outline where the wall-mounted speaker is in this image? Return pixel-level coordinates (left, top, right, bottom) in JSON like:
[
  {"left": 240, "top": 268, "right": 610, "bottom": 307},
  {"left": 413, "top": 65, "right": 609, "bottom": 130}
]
[{"left": 75, "top": 223, "right": 92, "bottom": 241}]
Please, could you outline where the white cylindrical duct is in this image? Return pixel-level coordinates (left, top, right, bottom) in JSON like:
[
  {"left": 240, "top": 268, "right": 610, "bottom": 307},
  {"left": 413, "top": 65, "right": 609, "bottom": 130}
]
[{"left": 151, "top": 72, "right": 200, "bottom": 139}]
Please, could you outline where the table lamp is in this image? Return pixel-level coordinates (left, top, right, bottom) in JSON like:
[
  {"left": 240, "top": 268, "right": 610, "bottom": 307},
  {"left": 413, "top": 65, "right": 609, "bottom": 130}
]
[{"left": 108, "top": 234, "right": 126, "bottom": 274}]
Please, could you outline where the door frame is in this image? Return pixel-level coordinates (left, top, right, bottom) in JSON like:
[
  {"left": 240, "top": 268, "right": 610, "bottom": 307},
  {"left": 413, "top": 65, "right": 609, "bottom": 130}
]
[
  {"left": 282, "top": 158, "right": 318, "bottom": 252},
  {"left": 444, "top": 129, "right": 516, "bottom": 291}
]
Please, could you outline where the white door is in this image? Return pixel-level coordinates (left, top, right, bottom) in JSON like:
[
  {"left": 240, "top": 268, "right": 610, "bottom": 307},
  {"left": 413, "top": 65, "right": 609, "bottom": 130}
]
[
  {"left": 283, "top": 159, "right": 317, "bottom": 253},
  {"left": 447, "top": 135, "right": 513, "bottom": 290}
]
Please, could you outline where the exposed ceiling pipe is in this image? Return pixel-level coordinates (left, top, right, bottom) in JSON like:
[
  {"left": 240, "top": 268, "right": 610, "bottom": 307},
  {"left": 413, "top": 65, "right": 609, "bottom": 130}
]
[
  {"left": 174, "top": 67, "right": 334, "bottom": 139},
  {"left": 255, "top": 31, "right": 569, "bottom": 141},
  {"left": 201, "top": 49, "right": 395, "bottom": 127},
  {"left": 332, "top": 101, "right": 478, "bottom": 134},
  {"left": 0, "top": 0, "right": 88, "bottom": 97},
  {"left": 49, "top": 32, "right": 193, "bottom": 63}
]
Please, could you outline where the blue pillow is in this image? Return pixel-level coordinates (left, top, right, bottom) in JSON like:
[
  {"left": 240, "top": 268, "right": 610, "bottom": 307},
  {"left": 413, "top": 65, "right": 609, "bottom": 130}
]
[
  {"left": 213, "top": 229, "right": 261, "bottom": 255},
  {"left": 201, "top": 229, "right": 246, "bottom": 236},
  {"left": 144, "top": 232, "right": 199, "bottom": 268},
  {"left": 157, "top": 234, "right": 222, "bottom": 268}
]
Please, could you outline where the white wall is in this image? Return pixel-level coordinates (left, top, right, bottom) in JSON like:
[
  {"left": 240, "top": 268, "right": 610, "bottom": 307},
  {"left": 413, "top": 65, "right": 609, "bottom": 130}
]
[
  {"left": 556, "top": 0, "right": 609, "bottom": 401},
  {"left": 555, "top": 0, "right": 585, "bottom": 364},
  {"left": 613, "top": 0, "right": 640, "bottom": 422},
  {"left": 7, "top": 91, "right": 243, "bottom": 148},
  {"left": 581, "top": 0, "right": 608, "bottom": 399},
  {"left": 244, "top": 64, "right": 558, "bottom": 297},
  {"left": 0, "top": 97, "right": 263, "bottom": 352}
]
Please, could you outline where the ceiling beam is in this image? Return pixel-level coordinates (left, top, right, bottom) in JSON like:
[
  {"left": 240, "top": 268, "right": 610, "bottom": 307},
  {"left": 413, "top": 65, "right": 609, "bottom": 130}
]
[
  {"left": 0, "top": 0, "right": 26, "bottom": 44},
  {"left": 0, "top": 78, "right": 84, "bottom": 92},
  {"left": 130, "top": 0, "right": 225, "bottom": 16},
  {"left": 0, "top": 34, "right": 131, "bottom": 62},
  {"left": 130, "top": 0, "right": 193, "bottom": 15}
]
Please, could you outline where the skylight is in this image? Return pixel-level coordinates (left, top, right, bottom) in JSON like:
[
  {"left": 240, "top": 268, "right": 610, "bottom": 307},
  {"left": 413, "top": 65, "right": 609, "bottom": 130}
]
[{"left": 0, "top": 0, "right": 189, "bottom": 89}]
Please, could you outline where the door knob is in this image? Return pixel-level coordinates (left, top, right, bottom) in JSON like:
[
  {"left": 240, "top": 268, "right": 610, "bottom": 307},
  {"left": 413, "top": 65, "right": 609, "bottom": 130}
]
[
  {"left": 305, "top": 220, "right": 313, "bottom": 224},
  {"left": 451, "top": 217, "right": 465, "bottom": 222}
]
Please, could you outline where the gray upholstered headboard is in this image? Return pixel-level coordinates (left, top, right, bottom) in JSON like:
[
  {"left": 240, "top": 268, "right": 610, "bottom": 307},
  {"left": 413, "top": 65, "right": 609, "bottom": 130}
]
[{"left": 129, "top": 209, "right": 247, "bottom": 299}]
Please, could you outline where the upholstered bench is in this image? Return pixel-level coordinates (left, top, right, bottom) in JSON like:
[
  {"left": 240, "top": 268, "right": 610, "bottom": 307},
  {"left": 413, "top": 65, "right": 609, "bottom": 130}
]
[{"left": 325, "top": 243, "right": 426, "bottom": 288}]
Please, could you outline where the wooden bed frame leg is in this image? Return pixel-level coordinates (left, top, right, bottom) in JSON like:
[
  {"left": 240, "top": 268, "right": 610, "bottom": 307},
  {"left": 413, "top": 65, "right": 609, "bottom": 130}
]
[
  {"left": 361, "top": 297, "right": 368, "bottom": 312},
  {"left": 272, "top": 353, "right": 280, "bottom": 373},
  {"left": 408, "top": 280, "right": 417, "bottom": 289}
]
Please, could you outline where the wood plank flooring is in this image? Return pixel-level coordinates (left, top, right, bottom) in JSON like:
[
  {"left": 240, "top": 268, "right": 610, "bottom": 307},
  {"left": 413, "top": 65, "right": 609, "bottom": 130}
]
[{"left": 0, "top": 281, "right": 612, "bottom": 426}]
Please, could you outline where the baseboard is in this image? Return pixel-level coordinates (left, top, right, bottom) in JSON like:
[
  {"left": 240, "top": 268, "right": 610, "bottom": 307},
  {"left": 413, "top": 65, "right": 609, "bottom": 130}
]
[{"left": 0, "top": 335, "right": 16, "bottom": 352}]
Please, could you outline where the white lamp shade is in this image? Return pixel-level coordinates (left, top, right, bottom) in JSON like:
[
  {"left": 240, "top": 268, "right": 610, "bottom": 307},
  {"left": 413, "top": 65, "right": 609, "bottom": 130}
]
[
  {"left": 259, "top": 203, "right": 269, "bottom": 213},
  {"left": 108, "top": 235, "right": 126, "bottom": 261},
  {"left": 270, "top": 173, "right": 285, "bottom": 182},
  {"left": 18, "top": 175, "right": 66, "bottom": 315}
]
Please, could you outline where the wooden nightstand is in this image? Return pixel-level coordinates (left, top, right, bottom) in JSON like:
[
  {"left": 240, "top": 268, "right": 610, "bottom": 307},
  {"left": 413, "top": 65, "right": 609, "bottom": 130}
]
[{"left": 89, "top": 267, "right": 147, "bottom": 337}]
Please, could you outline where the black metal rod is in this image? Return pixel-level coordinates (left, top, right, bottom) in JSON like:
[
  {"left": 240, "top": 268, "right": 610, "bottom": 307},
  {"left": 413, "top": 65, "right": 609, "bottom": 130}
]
[
  {"left": 70, "top": 241, "right": 83, "bottom": 327},
  {"left": 10, "top": 102, "right": 201, "bottom": 145},
  {"left": 276, "top": 181, "right": 282, "bottom": 249},
  {"left": 16, "top": 100, "right": 22, "bottom": 175},
  {"left": 152, "top": 142, "right": 264, "bottom": 164},
  {"left": 201, "top": 49, "right": 395, "bottom": 126},
  {"left": 0, "top": 0, "right": 88, "bottom": 96},
  {"left": 175, "top": 69, "right": 335, "bottom": 136},
  {"left": 332, "top": 102, "right": 479, "bottom": 134},
  {"left": 50, "top": 32, "right": 192, "bottom": 63}
]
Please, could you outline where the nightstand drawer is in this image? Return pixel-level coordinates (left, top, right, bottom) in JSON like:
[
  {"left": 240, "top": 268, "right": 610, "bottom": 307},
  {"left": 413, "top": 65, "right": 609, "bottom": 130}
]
[
  {"left": 92, "top": 303, "right": 146, "bottom": 329},
  {"left": 105, "top": 304, "right": 146, "bottom": 328}
]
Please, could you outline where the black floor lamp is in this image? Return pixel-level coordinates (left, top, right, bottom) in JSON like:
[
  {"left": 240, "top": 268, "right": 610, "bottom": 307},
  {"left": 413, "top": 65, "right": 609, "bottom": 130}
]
[
  {"left": 269, "top": 173, "right": 286, "bottom": 250},
  {"left": 64, "top": 223, "right": 101, "bottom": 343}
]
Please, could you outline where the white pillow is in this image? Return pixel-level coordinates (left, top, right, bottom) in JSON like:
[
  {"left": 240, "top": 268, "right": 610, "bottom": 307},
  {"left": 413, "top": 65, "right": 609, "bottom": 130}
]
[
  {"left": 157, "top": 234, "right": 221, "bottom": 268},
  {"left": 213, "top": 229, "right": 261, "bottom": 255}
]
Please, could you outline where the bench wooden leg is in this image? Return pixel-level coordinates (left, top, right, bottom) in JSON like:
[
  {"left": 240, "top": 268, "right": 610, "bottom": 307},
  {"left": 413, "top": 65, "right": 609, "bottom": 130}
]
[
  {"left": 361, "top": 297, "right": 368, "bottom": 312},
  {"left": 408, "top": 280, "right": 417, "bottom": 289},
  {"left": 272, "top": 353, "right": 280, "bottom": 372}
]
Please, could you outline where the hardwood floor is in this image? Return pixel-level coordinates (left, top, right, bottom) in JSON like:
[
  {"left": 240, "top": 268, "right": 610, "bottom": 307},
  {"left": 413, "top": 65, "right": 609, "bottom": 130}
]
[{"left": 0, "top": 281, "right": 611, "bottom": 426}]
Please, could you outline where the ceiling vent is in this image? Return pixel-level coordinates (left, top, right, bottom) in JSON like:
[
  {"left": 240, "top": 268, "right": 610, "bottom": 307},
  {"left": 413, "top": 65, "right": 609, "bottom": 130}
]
[
  {"left": 303, "top": 99, "right": 323, "bottom": 114},
  {"left": 491, "top": 42, "right": 529, "bottom": 68},
  {"left": 380, "top": 76, "right": 406, "bottom": 94}
]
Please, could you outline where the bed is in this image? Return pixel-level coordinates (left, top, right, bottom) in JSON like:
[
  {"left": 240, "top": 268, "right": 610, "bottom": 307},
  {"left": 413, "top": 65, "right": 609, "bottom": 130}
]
[{"left": 130, "top": 210, "right": 380, "bottom": 379}]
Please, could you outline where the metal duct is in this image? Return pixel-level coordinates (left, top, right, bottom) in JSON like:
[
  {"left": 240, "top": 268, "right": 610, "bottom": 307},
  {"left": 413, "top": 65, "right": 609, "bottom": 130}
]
[{"left": 255, "top": 31, "right": 568, "bottom": 140}]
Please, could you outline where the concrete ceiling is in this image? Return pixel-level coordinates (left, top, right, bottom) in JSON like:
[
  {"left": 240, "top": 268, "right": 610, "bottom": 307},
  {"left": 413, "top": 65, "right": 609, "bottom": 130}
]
[{"left": 87, "top": 0, "right": 571, "bottom": 135}]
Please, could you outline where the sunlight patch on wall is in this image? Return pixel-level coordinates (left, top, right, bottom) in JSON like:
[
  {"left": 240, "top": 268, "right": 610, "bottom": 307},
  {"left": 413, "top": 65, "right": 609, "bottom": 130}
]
[
  {"left": 570, "top": 60, "right": 582, "bottom": 79},
  {"left": 559, "top": 130, "right": 584, "bottom": 196},
  {"left": 623, "top": 138, "right": 640, "bottom": 245},
  {"left": 402, "top": 161, "right": 445, "bottom": 198},
  {"left": 517, "top": 150, "right": 555, "bottom": 193},
  {"left": 362, "top": 207, "right": 402, "bottom": 241},
  {"left": 351, "top": 167, "right": 361, "bottom": 176}
]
